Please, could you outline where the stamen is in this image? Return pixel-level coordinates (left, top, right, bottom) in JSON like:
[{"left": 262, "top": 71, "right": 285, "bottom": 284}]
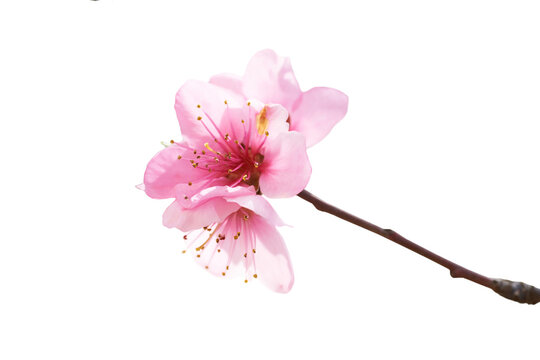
[
  {"left": 204, "top": 143, "right": 216, "bottom": 153},
  {"left": 195, "top": 225, "right": 220, "bottom": 251},
  {"left": 202, "top": 110, "right": 235, "bottom": 154}
]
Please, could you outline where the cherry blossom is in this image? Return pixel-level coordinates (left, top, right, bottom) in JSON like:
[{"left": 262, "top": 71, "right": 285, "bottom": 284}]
[{"left": 163, "top": 186, "right": 294, "bottom": 293}]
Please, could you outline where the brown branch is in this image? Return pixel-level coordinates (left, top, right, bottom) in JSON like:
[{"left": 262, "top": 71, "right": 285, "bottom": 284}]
[{"left": 297, "top": 189, "right": 540, "bottom": 305}]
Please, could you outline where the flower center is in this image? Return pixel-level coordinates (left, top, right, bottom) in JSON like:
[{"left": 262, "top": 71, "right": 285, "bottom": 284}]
[{"left": 175, "top": 102, "right": 271, "bottom": 193}]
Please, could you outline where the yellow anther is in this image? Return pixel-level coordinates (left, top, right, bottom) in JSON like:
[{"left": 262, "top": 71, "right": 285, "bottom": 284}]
[
  {"left": 197, "top": 104, "right": 201, "bottom": 108},
  {"left": 224, "top": 100, "right": 228, "bottom": 104},
  {"left": 182, "top": 250, "right": 186, "bottom": 253},
  {"left": 253, "top": 274, "right": 258, "bottom": 278},
  {"left": 256, "top": 106, "right": 269, "bottom": 135},
  {"left": 222, "top": 272, "right": 226, "bottom": 276},
  {"left": 265, "top": 131, "right": 269, "bottom": 136},
  {"left": 242, "top": 175, "right": 248, "bottom": 181},
  {"left": 197, "top": 116, "right": 202, "bottom": 121},
  {"left": 177, "top": 155, "right": 182, "bottom": 160},
  {"left": 247, "top": 101, "right": 251, "bottom": 106},
  {"left": 184, "top": 196, "right": 188, "bottom": 200},
  {"left": 188, "top": 182, "right": 192, "bottom": 186},
  {"left": 244, "top": 279, "right": 248, "bottom": 283},
  {"left": 252, "top": 249, "right": 256, "bottom": 253},
  {"left": 226, "top": 266, "right": 229, "bottom": 270},
  {"left": 170, "top": 140, "right": 175, "bottom": 144},
  {"left": 196, "top": 254, "right": 200, "bottom": 258}
]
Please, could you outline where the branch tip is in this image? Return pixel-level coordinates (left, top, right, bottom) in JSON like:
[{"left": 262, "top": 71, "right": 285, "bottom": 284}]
[{"left": 492, "top": 279, "right": 540, "bottom": 305}]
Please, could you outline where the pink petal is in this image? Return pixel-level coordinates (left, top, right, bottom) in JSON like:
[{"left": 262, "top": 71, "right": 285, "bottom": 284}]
[
  {"left": 290, "top": 87, "right": 349, "bottom": 147},
  {"left": 242, "top": 49, "right": 302, "bottom": 110},
  {"left": 250, "top": 214, "right": 294, "bottom": 293},
  {"left": 178, "top": 185, "right": 256, "bottom": 209},
  {"left": 174, "top": 80, "right": 243, "bottom": 146},
  {"left": 143, "top": 144, "right": 207, "bottom": 199},
  {"left": 162, "top": 198, "right": 240, "bottom": 232},
  {"left": 193, "top": 185, "right": 256, "bottom": 203},
  {"left": 258, "top": 131, "right": 312, "bottom": 198},
  {"left": 226, "top": 194, "right": 285, "bottom": 226},
  {"left": 264, "top": 103, "right": 290, "bottom": 137},
  {"left": 209, "top": 73, "right": 244, "bottom": 96}
]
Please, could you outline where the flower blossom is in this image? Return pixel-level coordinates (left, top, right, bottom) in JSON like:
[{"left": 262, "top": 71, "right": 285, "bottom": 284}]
[
  {"left": 141, "top": 50, "right": 348, "bottom": 292},
  {"left": 210, "top": 49, "right": 349, "bottom": 147},
  {"left": 163, "top": 186, "right": 294, "bottom": 293},
  {"left": 143, "top": 83, "right": 311, "bottom": 202}
]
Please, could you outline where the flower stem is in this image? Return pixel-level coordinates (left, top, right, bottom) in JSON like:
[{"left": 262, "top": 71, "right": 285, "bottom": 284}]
[{"left": 297, "top": 189, "right": 540, "bottom": 305}]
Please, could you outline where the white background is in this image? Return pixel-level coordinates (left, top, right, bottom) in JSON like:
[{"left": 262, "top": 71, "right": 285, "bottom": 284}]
[{"left": 1, "top": 1, "right": 539, "bottom": 359}]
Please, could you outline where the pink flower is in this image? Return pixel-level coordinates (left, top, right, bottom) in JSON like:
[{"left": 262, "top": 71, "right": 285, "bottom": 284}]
[
  {"left": 141, "top": 50, "right": 349, "bottom": 292},
  {"left": 210, "top": 49, "right": 349, "bottom": 147},
  {"left": 143, "top": 85, "right": 311, "bottom": 201},
  {"left": 163, "top": 186, "right": 294, "bottom": 293}
]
